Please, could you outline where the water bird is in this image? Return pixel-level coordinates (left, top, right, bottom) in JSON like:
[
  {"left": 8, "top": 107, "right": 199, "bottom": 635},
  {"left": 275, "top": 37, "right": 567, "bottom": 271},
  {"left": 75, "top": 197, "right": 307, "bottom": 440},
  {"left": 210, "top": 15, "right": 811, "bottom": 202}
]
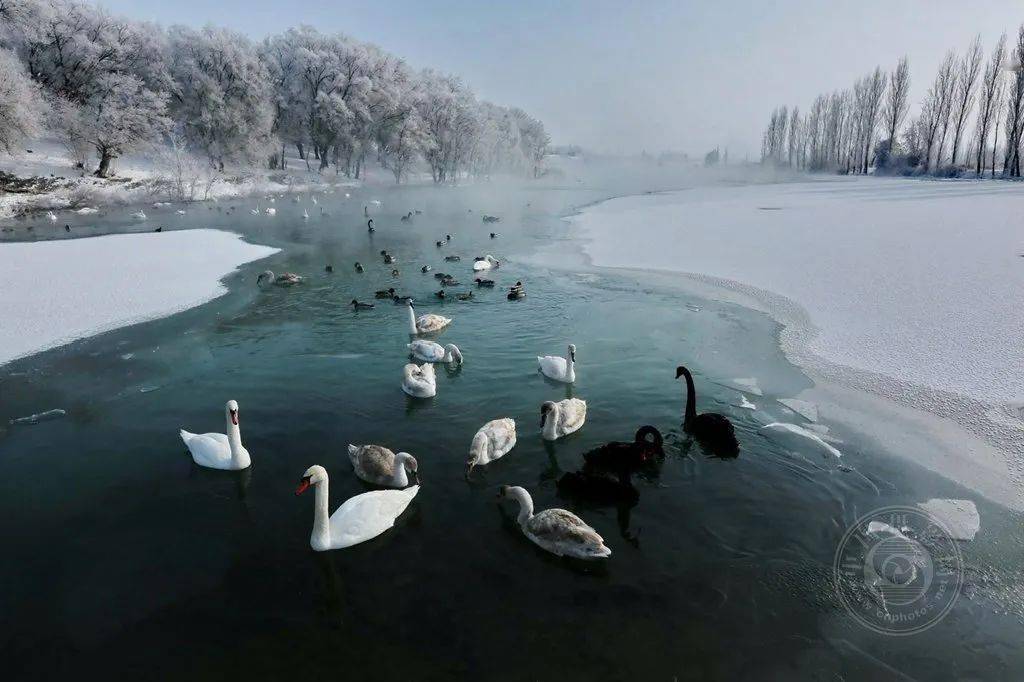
[
  {"left": 401, "top": 212, "right": 411, "bottom": 222},
  {"left": 497, "top": 485, "right": 610, "bottom": 559},
  {"left": 406, "top": 300, "right": 452, "bottom": 334},
  {"left": 538, "top": 343, "right": 576, "bottom": 383},
  {"left": 384, "top": 254, "right": 396, "bottom": 264},
  {"left": 408, "top": 340, "right": 463, "bottom": 364},
  {"left": 414, "top": 210, "right": 422, "bottom": 215},
  {"left": 351, "top": 299, "right": 375, "bottom": 310},
  {"left": 482, "top": 215, "right": 501, "bottom": 223},
  {"left": 444, "top": 255, "right": 461, "bottom": 262},
  {"left": 257, "top": 270, "right": 303, "bottom": 287},
  {"left": 435, "top": 290, "right": 447, "bottom": 299},
  {"left": 64, "top": 224, "right": 70, "bottom": 232},
  {"left": 676, "top": 365, "right": 738, "bottom": 456},
  {"left": 391, "top": 268, "right": 401, "bottom": 277},
  {"left": 475, "top": 278, "right": 495, "bottom": 287},
  {"left": 440, "top": 276, "right": 460, "bottom": 286},
  {"left": 368, "top": 218, "right": 375, "bottom": 232},
  {"left": 473, "top": 254, "right": 499, "bottom": 271},
  {"left": 325, "top": 264, "right": 334, "bottom": 273},
  {"left": 47, "top": 211, "right": 57, "bottom": 221},
  {"left": 311, "top": 195, "right": 317, "bottom": 204},
  {"left": 295, "top": 465, "right": 419, "bottom": 551},
  {"left": 402, "top": 362, "right": 437, "bottom": 398},
  {"left": 176, "top": 209, "right": 186, "bottom": 215},
  {"left": 456, "top": 291, "right": 474, "bottom": 301},
  {"left": 375, "top": 288, "right": 396, "bottom": 299},
  {"left": 540, "top": 398, "right": 587, "bottom": 441},
  {"left": 466, "top": 419, "right": 516, "bottom": 476},
  {"left": 392, "top": 294, "right": 414, "bottom": 304},
  {"left": 490, "top": 232, "right": 498, "bottom": 239},
  {"left": 154, "top": 227, "right": 162, "bottom": 232},
  {"left": 582, "top": 426, "right": 663, "bottom": 472},
  {"left": 133, "top": 210, "right": 147, "bottom": 220},
  {"left": 355, "top": 262, "right": 364, "bottom": 272},
  {"left": 433, "top": 272, "right": 450, "bottom": 280},
  {"left": 436, "top": 240, "right": 443, "bottom": 248},
  {"left": 446, "top": 234, "right": 451, "bottom": 241},
  {"left": 507, "top": 288, "right": 525, "bottom": 300},
  {"left": 265, "top": 207, "right": 276, "bottom": 215},
  {"left": 179, "top": 400, "right": 251, "bottom": 470},
  {"left": 421, "top": 265, "right": 432, "bottom": 273},
  {"left": 347, "top": 445, "right": 419, "bottom": 487}
]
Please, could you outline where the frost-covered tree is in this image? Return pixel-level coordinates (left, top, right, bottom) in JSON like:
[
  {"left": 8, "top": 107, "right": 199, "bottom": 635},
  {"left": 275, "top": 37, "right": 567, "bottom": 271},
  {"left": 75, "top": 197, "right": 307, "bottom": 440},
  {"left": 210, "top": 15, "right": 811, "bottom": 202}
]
[
  {"left": 0, "top": 47, "right": 46, "bottom": 152},
  {"left": 949, "top": 36, "right": 983, "bottom": 167},
  {"left": 975, "top": 34, "right": 1006, "bottom": 175},
  {"left": 166, "top": 25, "right": 273, "bottom": 169},
  {"left": 882, "top": 56, "right": 911, "bottom": 157}
]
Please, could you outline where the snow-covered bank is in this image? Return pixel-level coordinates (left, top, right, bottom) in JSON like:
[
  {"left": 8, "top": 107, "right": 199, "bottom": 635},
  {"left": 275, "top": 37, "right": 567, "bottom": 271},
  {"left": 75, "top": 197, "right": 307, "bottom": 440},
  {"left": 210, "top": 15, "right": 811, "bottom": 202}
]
[
  {"left": 572, "top": 177, "right": 1024, "bottom": 405},
  {"left": 0, "top": 229, "right": 278, "bottom": 366}
]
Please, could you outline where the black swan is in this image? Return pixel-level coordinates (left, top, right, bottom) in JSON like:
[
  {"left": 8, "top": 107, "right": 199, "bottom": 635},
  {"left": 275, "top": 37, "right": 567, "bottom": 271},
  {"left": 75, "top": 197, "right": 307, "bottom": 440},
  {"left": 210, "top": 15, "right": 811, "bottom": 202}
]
[
  {"left": 675, "top": 365, "right": 738, "bottom": 455},
  {"left": 582, "top": 426, "right": 663, "bottom": 472}
]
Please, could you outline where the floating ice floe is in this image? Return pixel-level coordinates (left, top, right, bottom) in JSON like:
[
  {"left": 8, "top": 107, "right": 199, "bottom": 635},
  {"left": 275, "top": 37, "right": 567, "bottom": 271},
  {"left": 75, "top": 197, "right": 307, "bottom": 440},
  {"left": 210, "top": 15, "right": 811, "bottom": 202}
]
[
  {"left": 760, "top": 422, "right": 842, "bottom": 459},
  {"left": 75, "top": 207, "right": 98, "bottom": 214},
  {"left": 9, "top": 408, "right": 66, "bottom": 425},
  {"left": 778, "top": 398, "right": 818, "bottom": 422},
  {"left": 918, "top": 498, "right": 980, "bottom": 541},
  {"left": 734, "top": 395, "right": 756, "bottom": 410},
  {"left": 732, "top": 377, "right": 763, "bottom": 396}
]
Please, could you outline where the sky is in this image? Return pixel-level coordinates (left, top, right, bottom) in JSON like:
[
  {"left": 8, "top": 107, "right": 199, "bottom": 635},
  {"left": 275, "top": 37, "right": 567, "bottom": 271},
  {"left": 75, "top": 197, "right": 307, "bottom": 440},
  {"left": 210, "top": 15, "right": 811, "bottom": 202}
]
[{"left": 95, "top": 0, "right": 1024, "bottom": 157}]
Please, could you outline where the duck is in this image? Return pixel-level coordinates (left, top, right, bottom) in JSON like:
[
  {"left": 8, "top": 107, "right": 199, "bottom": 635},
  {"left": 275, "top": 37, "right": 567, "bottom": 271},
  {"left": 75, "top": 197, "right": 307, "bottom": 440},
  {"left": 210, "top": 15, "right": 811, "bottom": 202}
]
[
  {"left": 179, "top": 400, "right": 251, "bottom": 470},
  {"left": 375, "top": 287, "right": 396, "bottom": 299},
  {"left": 295, "top": 465, "right": 419, "bottom": 551},
  {"left": 490, "top": 232, "right": 498, "bottom": 239},
  {"left": 440, "top": 277, "right": 460, "bottom": 286},
  {"left": 676, "top": 365, "right": 738, "bottom": 456},
  {"left": 391, "top": 268, "right": 401, "bottom": 277},
  {"left": 406, "top": 300, "right": 452, "bottom": 334},
  {"left": 407, "top": 340, "right": 463, "bottom": 364},
  {"left": 354, "top": 262, "right": 364, "bottom": 273},
  {"left": 400, "top": 212, "right": 411, "bottom": 222},
  {"left": 347, "top": 445, "right": 419, "bottom": 487},
  {"left": 434, "top": 290, "right": 447, "bottom": 300},
  {"left": 446, "top": 234, "right": 452, "bottom": 242},
  {"left": 497, "top": 486, "right": 610, "bottom": 559},
  {"left": 64, "top": 224, "right": 70, "bottom": 232},
  {"left": 351, "top": 299, "right": 375, "bottom": 310},
  {"left": 433, "top": 272, "right": 450, "bottom": 280},
  {"left": 421, "top": 265, "right": 432, "bottom": 273},
  {"left": 540, "top": 398, "right": 587, "bottom": 441},
  {"left": 456, "top": 291, "right": 474, "bottom": 301},
  {"left": 475, "top": 278, "right": 496, "bottom": 287},
  {"left": 507, "top": 288, "right": 525, "bottom": 300},
  {"left": 402, "top": 362, "right": 437, "bottom": 398},
  {"left": 436, "top": 240, "right": 444, "bottom": 248},
  {"left": 466, "top": 418, "right": 517, "bottom": 476},
  {"left": 176, "top": 209, "right": 186, "bottom": 215},
  {"left": 538, "top": 344, "right": 576, "bottom": 383},
  {"left": 392, "top": 294, "right": 414, "bottom": 305},
  {"left": 384, "top": 254, "right": 397, "bottom": 264},
  {"left": 482, "top": 215, "right": 501, "bottom": 223},
  {"left": 311, "top": 195, "right": 318, "bottom": 204},
  {"left": 257, "top": 270, "right": 303, "bottom": 287},
  {"left": 132, "top": 210, "right": 147, "bottom": 220},
  {"left": 473, "top": 254, "right": 500, "bottom": 271},
  {"left": 582, "top": 426, "right": 663, "bottom": 472},
  {"left": 367, "top": 219, "right": 375, "bottom": 232},
  {"left": 325, "top": 264, "right": 334, "bottom": 273},
  {"left": 444, "top": 255, "right": 461, "bottom": 262}
]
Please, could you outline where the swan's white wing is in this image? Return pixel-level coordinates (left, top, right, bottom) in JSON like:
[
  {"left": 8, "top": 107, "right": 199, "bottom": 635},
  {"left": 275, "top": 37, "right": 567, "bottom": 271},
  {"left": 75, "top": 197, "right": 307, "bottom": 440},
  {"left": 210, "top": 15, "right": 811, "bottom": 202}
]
[
  {"left": 329, "top": 486, "right": 419, "bottom": 548},
  {"left": 348, "top": 444, "right": 395, "bottom": 482},
  {"left": 558, "top": 399, "right": 587, "bottom": 434},
  {"left": 538, "top": 355, "right": 567, "bottom": 379},
  {"left": 526, "top": 508, "right": 610, "bottom": 558},
  {"left": 417, "top": 314, "right": 451, "bottom": 332},
  {"left": 472, "top": 418, "right": 517, "bottom": 465},
  {"left": 181, "top": 430, "right": 232, "bottom": 469},
  {"left": 408, "top": 340, "right": 444, "bottom": 362}
]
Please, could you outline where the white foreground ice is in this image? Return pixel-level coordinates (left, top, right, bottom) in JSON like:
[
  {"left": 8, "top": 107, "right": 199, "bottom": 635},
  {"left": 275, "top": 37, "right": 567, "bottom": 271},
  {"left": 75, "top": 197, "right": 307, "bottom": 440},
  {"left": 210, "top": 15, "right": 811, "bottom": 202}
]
[
  {"left": 0, "top": 229, "right": 278, "bottom": 365},
  {"left": 572, "top": 177, "right": 1024, "bottom": 405}
]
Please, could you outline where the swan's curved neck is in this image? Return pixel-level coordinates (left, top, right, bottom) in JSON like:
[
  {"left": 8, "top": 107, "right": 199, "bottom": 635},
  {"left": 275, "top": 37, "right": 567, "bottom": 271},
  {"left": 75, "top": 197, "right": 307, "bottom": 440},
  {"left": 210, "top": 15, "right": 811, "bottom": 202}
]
[
  {"left": 542, "top": 404, "right": 559, "bottom": 440},
  {"left": 311, "top": 478, "right": 331, "bottom": 550},
  {"left": 681, "top": 369, "right": 697, "bottom": 426},
  {"left": 565, "top": 350, "right": 575, "bottom": 382},
  {"left": 407, "top": 306, "right": 418, "bottom": 335},
  {"left": 226, "top": 416, "right": 245, "bottom": 465},
  {"left": 391, "top": 455, "right": 409, "bottom": 487},
  {"left": 511, "top": 488, "right": 534, "bottom": 526}
]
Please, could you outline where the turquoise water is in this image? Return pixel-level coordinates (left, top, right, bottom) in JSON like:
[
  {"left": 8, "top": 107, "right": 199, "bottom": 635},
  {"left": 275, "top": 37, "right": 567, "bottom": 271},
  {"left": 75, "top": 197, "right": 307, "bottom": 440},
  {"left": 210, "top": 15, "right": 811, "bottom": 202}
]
[{"left": 1, "top": 178, "right": 1022, "bottom": 680}]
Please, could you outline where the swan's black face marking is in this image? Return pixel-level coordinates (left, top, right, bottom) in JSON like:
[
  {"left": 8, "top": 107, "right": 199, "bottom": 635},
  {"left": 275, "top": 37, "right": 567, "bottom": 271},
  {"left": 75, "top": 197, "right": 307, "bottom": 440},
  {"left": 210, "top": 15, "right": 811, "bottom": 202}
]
[
  {"left": 229, "top": 408, "right": 239, "bottom": 426},
  {"left": 540, "top": 403, "right": 552, "bottom": 428}
]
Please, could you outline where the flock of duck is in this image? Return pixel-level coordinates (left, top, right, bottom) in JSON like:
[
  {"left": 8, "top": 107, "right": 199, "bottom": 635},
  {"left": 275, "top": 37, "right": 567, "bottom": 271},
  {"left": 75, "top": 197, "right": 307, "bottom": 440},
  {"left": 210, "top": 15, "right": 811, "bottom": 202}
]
[{"left": 180, "top": 203, "right": 740, "bottom": 561}]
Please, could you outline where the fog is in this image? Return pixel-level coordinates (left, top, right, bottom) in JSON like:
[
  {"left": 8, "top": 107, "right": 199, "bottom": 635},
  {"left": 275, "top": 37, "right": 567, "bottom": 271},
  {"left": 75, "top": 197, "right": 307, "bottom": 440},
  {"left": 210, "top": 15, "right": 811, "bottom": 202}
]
[{"left": 92, "top": 0, "right": 1024, "bottom": 157}]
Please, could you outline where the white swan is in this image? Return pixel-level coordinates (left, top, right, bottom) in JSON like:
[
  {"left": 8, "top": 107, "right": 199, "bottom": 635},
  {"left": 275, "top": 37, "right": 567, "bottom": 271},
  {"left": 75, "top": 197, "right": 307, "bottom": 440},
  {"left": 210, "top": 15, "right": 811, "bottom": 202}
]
[
  {"left": 406, "top": 300, "right": 451, "bottom": 335},
  {"left": 179, "top": 400, "right": 251, "bottom": 470},
  {"left": 402, "top": 362, "right": 436, "bottom": 398},
  {"left": 295, "top": 465, "right": 419, "bottom": 551},
  {"left": 265, "top": 207, "right": 276, "bottom": 215},
  {"left": 473, "top": 254, "right": 500, "bottom": 271},
  {"left": 47, "top": 211, "right": 57, "bottom": 221},
  {"left": 347, "top": 444, "right": 419, "bottom": 487},
  {"left": 250, "top": 205, "right": 260, "bottom": 215},
  {"left": 538, "top": 344, "right": 576, "bottom": 383},
  {"left": 302, "top": 208, "right": 309, "bottom": 219},
  {"left": 540, "top": 398, "right": 587, "bottom": 441},
  {"left": 132, "top": 210, "right": 147, "bottom": 220},
  {"left": 176, "top": 209, "right": 186, "bottom": 215},
  {"left": 311, "top": 195, "right": 318, "bottom": 204},
  {"left": 407, "top": 340, "right": 463, "bottom": 364},
  {"left": 498, "top": 485, "right": 610, "bottom": 559},
  {"left": 467, "top": 418, "right": 516, "bottom": 475},
  {"left": 257, "top": 270, "right": 302, "bottom": 287}
]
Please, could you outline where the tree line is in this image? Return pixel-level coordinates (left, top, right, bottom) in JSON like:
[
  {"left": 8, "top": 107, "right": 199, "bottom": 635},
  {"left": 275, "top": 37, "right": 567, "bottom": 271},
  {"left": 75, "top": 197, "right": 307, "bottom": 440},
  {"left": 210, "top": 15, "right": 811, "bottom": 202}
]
[
  {"left": 0, "top": 0, "right": 549, "bottom": 182},
  {"left": 761, "top": 27, "right": 1024, "bottom": 178}
]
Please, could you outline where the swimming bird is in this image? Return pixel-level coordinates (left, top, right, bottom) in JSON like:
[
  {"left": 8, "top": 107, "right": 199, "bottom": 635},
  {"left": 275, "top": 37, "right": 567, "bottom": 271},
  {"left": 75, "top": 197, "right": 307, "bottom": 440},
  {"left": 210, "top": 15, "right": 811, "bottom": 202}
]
[
  {"left": 440, "top": 276, "right": 460, "bottom": 286},
  {"left": 473, "top": 255, "right": 499, "bottom": 271},
  {"left": 482, "top": 215, "right": 501, "bottom": 223},
  {"left": 64, "top": 224, "right": 70, "bottom": 232},
  {"left": 402, "top": 362, "right": 437, "bottom": 398},
  {"left": 347, "top": 444, "right": 419, "bottom": 487},
  {"left": 176, "top": 209, "right": 186, "bottom": 215},
  {"left": 444, "top": 255, "right": 461, "bottom": 262},
  {"left": 179, "top": 400, "right": 251, "bottom": 470},
  {"left": 538, "top": 344, "right": 576, "bottom": 383},
  {"left": 325, "top": 265, "right": 334, "bottom": 273},
  {"left": 391, "top": 268, "right": 401, "bottom": 277},
  {"left": 466, "top": 418, "right": 516, "bottom": 476},
  {"left": 265, "top": 207, "right": 276, "bottom": 215},
  {"left": 497, "top": 485, "right": 610, "bottom": 559},
  {"left": 368, "top": 219, "right": 375, "bottom": 232},
  {"left": 351, "top": 299, "right": 375, "bottom": 310},
  {"left": 435, "top": 290, "right": 447, "bottom": 299},
  {"left": 392, "top": 294, "right": 414, "bottom": 305},
  {"left": 540, "top": 398, "right": 587, "bottom": 441},
  {"left": 456, "top": 291, "right": 473, "bottom": 301},
  {"left": 251, "top": 205, "right": 260, "bottom": 215},
  {"left": 384, "top": 254, "right": 397, "bottom": 264},
  {"left": 355, "top": 262, "right": 364, "bottom": 273},
  {"left": 133, "top": 210, "right": 147, "bottom": 220},
  {"left": 433, "top": 272, "right": 450, "bottom": 280},
  {"left": 436, "top": 241, "right": 444, "bottom": 248},
  {"left": 676, "top": 365, "right": 738, "bottom": 456},
  {"left": 408, "top": 340, "right": 463, "bottom": 364},
  {"left": 475, "top": 278, "right": 495, "bottom": 287},
  {"left": 302, "top": 209, "right": 309, "bottom": 219},
  {"left": 406, "top": 300, "right": 452, "bottom": 334},
  {"left": 257, "top": 270, "right": 303, "bottom": 287},
  {"left": 375, "top": 287, "right": 396, "bottom": 299},
  {"left": 446, "top": 234, "right": 452, "bottom": 241},
  {"left": 421, "top": 265, "right": 432, "bottom": 273},
  {"left": 582, "top": 426, "right": 663, "bottom": 472},
  {"left": 295, "top": 465, "right": 419, "bottom": 551},
  {"left": 400, "top": 212, "right": 411, "bottom": 222},
  {"left": 47, "top": 211, "right": 57, "bottom": 221},
  {"left": 490, "top": 232, "right": 498, "bottom": 239},
  {"left": 154, "top": 227, "right": 162, "bottom": 232}
]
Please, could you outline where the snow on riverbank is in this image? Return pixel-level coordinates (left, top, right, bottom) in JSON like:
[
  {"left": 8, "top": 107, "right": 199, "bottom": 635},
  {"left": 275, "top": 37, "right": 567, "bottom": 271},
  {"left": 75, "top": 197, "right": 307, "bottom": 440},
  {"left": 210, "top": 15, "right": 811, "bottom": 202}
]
[
  {"left": 0, "top": 229, "right": 278, "bottom": 366},
  {"left": 572, "top": 177, "right": 1024, "bottom": 406}
]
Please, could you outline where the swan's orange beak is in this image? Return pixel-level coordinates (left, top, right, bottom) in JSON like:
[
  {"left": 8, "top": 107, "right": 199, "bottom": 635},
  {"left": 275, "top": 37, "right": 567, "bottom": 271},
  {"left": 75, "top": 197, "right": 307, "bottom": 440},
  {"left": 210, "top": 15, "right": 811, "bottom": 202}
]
[
  {"left": 230, "top": 409, "right": 238, "bottom": 426},
  {"left": 295, "top": 477, "right": 311, "bottom": 496}
]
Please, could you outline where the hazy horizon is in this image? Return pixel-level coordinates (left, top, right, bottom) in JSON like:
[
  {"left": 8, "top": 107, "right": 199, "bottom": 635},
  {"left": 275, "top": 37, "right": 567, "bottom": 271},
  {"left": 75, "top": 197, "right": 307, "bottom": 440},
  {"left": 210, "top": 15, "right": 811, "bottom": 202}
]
[{"left": 82, "top": 1, "right": 1024, "bottom": 157}]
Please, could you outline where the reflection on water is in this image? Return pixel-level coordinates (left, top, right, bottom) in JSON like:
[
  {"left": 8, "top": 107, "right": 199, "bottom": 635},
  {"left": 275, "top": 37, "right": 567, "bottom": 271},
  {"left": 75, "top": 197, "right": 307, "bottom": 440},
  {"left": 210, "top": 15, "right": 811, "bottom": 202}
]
[{"left": 1, "top": 179, "right": 1023, "bottom": 680}]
